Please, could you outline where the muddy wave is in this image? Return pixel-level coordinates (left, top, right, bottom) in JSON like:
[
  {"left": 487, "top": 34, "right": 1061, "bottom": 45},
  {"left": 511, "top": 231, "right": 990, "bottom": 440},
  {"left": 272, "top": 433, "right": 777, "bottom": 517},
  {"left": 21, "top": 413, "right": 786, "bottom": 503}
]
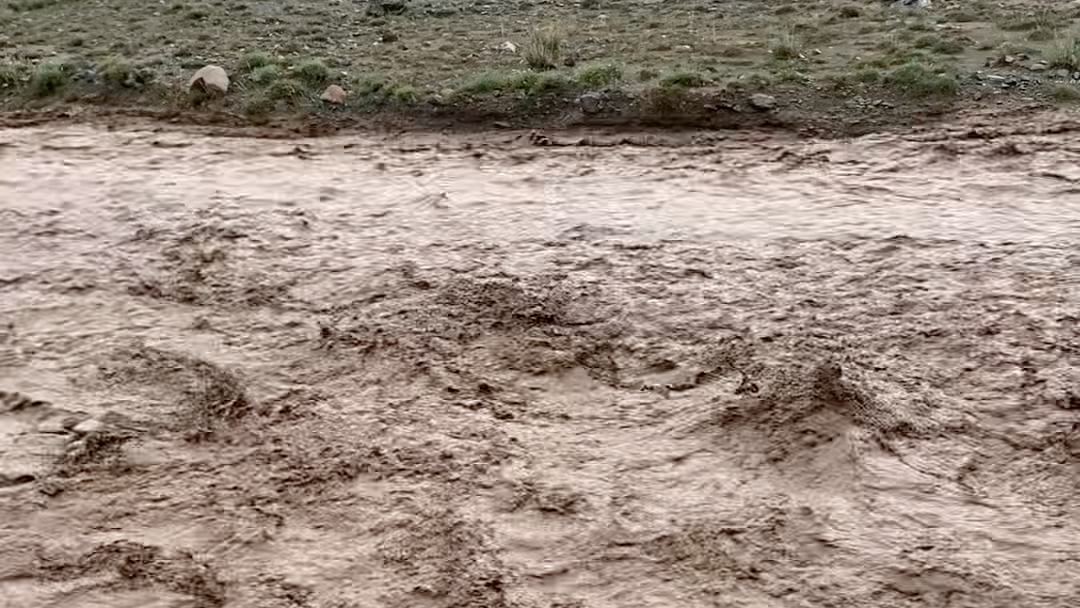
[{"left": 0, "top": 119, "right": 1078, "bottom": 608}]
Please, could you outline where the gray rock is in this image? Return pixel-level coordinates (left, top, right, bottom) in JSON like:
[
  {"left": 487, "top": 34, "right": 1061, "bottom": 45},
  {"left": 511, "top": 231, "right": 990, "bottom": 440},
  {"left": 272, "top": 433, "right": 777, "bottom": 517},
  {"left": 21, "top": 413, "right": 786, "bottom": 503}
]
[
  {"left": 749, "top": 93, "right": 778, "bottom": 111},
  {"left": 187, "top": 65, "right": 229, "bottom": 95},
  {"left": 578, "top": 93, "right": 603, "bottom": 114},
  {"left": 1055, "top": 69, "right": 1071, "bottom": 79},
  {"left": 1030, "top": 61, "right": 1050, "bottom": 72},
  {"left": 73, "top": 69, "right": 100, "bottom": 84}
]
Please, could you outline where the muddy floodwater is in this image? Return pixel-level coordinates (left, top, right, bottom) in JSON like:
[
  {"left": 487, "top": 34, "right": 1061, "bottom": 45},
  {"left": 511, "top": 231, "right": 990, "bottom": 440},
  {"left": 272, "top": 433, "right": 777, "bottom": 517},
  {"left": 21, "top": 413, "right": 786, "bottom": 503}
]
[{"left": 0, "top": 117, "right": 1078, "bottom": 608}]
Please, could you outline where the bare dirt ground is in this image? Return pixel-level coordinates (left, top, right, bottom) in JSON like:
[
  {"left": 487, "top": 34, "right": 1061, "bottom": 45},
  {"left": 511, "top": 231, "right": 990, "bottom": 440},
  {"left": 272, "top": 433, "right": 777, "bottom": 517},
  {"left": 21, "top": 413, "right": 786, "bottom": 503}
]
[{"left": 1, "top": 111, "right": 1079, "bottom": 608}]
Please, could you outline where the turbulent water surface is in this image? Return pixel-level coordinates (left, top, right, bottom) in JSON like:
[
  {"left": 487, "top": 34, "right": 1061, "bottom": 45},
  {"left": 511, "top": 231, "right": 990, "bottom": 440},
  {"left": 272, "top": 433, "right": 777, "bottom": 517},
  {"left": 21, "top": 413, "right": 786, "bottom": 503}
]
[{"left": 0, "top": 118, "right": 1078, "bottom": 608}]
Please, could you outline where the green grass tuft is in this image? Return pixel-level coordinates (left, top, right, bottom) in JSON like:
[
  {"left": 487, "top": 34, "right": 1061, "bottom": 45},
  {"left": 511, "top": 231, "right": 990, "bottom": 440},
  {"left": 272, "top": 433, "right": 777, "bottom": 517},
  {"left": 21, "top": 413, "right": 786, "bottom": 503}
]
[
  {"left": 241, "top": 50, "right": 272, "bottom": 71},
  {"left": 267, "top": 78, "right": 307, "bottom": 101},
  {"left": 250, "top": 64, "right": 280, "bottom": 85},
  {"left": 460, "top": 71, "right": 506, "bottom": 94},
  {"left": 388, "top": 83, "right": 418, "bottom": 102},
  {"left": 574, "top": 62, "right": 622, "bottom": 88},
  {"left": 658, "top": 70, "right": 709, "bottom": 89},
  {"left": 532, "top": 71, "right": 573, "bottom": 93},
  {"left": 770, "top": 27, "right": 802, "bottom": 61},
  {"left": 353, "top": 75, "right": 387, "bottom": 97},
  {"left": 913, "top": 34, "right": 965, "bottom": 55},
  {"left": 31, "top": 62, "right": 67, "bottom": 96},
  {"left": 1050, "top": 83, "right": 1080, "bottom": 103},
  {"left": 882, "top": 62, "right": 958, "bottom": 98},
  {"left": 97, "top": 55, "right": 133, "bottom": 86},
  {"left": 523, "top": 26, "right": 563, "bottom": 71},
  {"left": 294, "top": 58, "right": 329, "bottom": 86},
  {"left": 0, "top": 61, "right": 25, "bottom": 87},
  {"left": 1044, "top": 38, "right": 1080, "bottom": 71}
]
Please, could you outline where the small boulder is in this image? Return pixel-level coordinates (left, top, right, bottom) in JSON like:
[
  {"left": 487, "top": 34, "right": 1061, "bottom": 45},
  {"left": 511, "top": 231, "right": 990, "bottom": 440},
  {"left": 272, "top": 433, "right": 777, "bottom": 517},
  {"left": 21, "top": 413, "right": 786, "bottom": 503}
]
[
  {"left": 320, "top": 84, "right": 347, "bottom": 104},
  {"left": 188, "top": 65, "right": 229, "bottom": 95},
  {"left": 749, "top": 93, "right": 777, "bottom": 111},
  {"left": 578, "top": 93, "right": 603, "bottom": 114}
]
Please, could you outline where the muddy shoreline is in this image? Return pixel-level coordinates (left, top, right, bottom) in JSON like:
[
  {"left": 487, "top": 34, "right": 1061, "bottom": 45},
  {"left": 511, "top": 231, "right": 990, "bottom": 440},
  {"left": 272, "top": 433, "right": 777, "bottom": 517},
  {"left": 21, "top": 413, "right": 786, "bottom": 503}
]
[{"left": 0, "top": 87, "right": 1060, "bottom": 141}]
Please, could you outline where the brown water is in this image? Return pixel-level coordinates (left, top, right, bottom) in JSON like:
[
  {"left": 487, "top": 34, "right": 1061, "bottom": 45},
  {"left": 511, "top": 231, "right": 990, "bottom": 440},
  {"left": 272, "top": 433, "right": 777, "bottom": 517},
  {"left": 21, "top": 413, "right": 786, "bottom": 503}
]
[{"left": 0, "top": 119, "right": 1078, "bottom": 608}]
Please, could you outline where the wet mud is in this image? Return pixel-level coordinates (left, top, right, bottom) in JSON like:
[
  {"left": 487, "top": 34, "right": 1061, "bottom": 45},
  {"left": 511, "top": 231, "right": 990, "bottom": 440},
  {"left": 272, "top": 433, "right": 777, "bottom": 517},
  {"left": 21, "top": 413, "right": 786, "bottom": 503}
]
[{"left": 0, "top": 115, "right": 1079, "bottom": 608}]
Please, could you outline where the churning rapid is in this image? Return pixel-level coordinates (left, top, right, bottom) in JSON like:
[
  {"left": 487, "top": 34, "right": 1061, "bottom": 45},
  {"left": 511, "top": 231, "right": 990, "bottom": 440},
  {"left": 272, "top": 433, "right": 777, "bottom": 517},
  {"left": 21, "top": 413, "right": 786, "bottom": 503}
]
[{"left": 0, "top": 116, "right": 1078, "bottom": 608}]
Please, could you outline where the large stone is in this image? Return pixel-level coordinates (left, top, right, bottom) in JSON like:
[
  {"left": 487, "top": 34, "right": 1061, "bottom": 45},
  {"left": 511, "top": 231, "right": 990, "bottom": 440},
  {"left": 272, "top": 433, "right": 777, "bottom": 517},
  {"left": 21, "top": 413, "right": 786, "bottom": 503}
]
[
  {"left": 578, "top": 93, "right": 603, "bottom": 114},
  {"left": 188, "top": 65, "right": 229, "bottom": 95},
  {"left": 749, "top": 93, "right": 777, "bottom": 111},
  {"left": 320, "top": 84, "right": 347, "bottom": 104}
]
